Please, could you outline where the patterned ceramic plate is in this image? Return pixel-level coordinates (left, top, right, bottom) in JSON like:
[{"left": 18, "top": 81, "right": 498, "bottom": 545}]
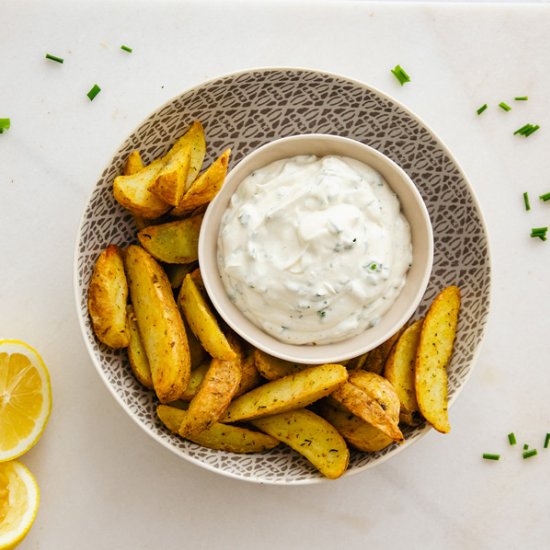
[{"left": 75, "top": 68, "right": 491, "bottom": 485}]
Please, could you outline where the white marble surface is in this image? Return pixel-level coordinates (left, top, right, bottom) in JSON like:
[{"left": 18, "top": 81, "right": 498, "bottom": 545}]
[{"left": 2, "top": 1, "right": 550, "bottom": 548}]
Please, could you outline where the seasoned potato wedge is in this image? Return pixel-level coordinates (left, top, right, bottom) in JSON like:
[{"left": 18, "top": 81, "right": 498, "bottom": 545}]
[
  {"left": 137, "top": 214, "right": 203, "bottom": 264},
  {"left": 251, "top": 409, "right": 349, "bottom": 479},
  {"left": 148, "top": 145, "right": 191, "bottom": 206},
  {"left": 415, "top": 286, "right": 461, "bottom": 434},
  {"left": 170, "top": 120, "right": 207, "bottom": 191},
  {"left": 171, "top": 148, "right": 231, "bottom": 216},
  {"left": 87, "top": 244, "right": 129, "bottom": 348},
  {"left": 124, "top": 150, "right": 144, "bottom": 176},
  {"left": 178, "top": 272, "right": 236, "bottom": 361},
  {"left": 384, "top": 318, "right": 423, "bottom": 424},
  {"left": 179, "top": 362, "right": 210, "bottom": 401},
  {"left": 125, "top": 245, "right": 190, "bottom": 402},
  {"left": 223, "top": 364, "right": 348, "bottom": 423},
  {"left": 253, "top": 349, "right": 310, "bottom": 381},
  {"left": 126, "top": 304, "right": 153, "bottom": 388},
  {"left": 363, "top": 326, "right": 407, "bottom": 374},
  {"left": 236, "top": 353, "right": 263, "bottom": 396},
  {"left": 158, "top": 405, "right": 279, "bottom": 453}
]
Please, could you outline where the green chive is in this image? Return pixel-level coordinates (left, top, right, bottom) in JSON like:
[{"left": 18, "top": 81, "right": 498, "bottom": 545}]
[
  {"left": 515, "top": 96, "right": 528, "bottom": 101},
  {"left": 482, "top": 453, "right": 500, "bottom": 461},
  {"left": 539, "top": 193, "right": 550, "bottom": 202},
  {"left": 523, "top": 444, "right": 529, "bottom": 450},
  {"left": 476, "top": 103, "right": 488, "bottom": 115},
  {"left": 508, "top": 432, "right": 517, "bottom": 445},
  {"left": 514, "top": 123, "right": 540, "bottom": 137},
  {"left": 523, "top": 449, "right": 537, "bottom": 459},
  {"left": 0, "top": 118, "right": 10, "bottom": 134},
  {"left": 120, "top": 45, "right": 133, "bottom": 53},
  {"left": 45, "top": 53, "right": 64, "bottom": 64},
  {"left": 87, "top": 84, "right": 101, "bottom": 101},
  {"left": 523, "top": 192, "right": 531, "bottom": 211},
  {"left": 544, "top": 433, "right": 550, "bottom": 449},
  {"left": 499, "top": 102, "right": 512, "bottom": 112},
  {"left": 531, "top": 227, "right": 548, "bottom": 241},
  {"left": 391, "top": 65, "right": 411, "bottom": 86}
]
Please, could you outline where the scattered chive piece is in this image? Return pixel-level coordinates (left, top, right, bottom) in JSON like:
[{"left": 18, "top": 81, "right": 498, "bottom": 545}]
[
  {"left": 515, "top": 96, "right": 528, "bottom": 101},
  {"left": 508, "top": 432, "right": 517, "bottom": 445},
  {"left": 530, "top": 227, "right": 548, "bottom": 241},
  {"left": 87, "top": 84, "right": 101, "bottom": 101},
  {"left": 539, "top": 192, "right": 550, "bottom": 202},
  {"left": 45, "top": 53, "right": 64, "bottom": 64},
  {"left": 0, "top": 118, "right": 10, "bottom": 134},
  {"left": 544, "top": 433, "right": 550, "bottom": 449},
  {"left": 499, "top": 102, "right": 512, "bottom": 112},
  {"left": 523, "top": 449, "right": 537, "bottom": 459},
  {"left": 523, "top": 444, "right": 529, "bottom": 450},
  {"left": 514, "top": 123, "right": 540, "bottom": 137},
  {"left": 523, "top": 192, "right": 531, "bottom": 211},
  {"left": 482, "top": 453, "right": 500, "bottom": 461},
  {"left": 476, "top": 103, "right": 488, "bottom": 115},
  {"left": 390, "top": 65, "right": 411, "bottom": 86},
  {"left": 120, "top": 45, "right": 133, "bottom": 53}
]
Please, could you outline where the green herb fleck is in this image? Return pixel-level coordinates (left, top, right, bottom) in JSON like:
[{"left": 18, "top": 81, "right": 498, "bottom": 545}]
[
  {"left": 523, "top": 192, "right": 531, "bottom": 211},
  {"left": 318, "top": 310, "right": 326, "bottom": 319},
  {"left": 544, "top": 433, "right": 550, "bottom": 449},
  {"left": 482, "top": 453, "right": 500, "bottom": 461},
  {"left": 120, "top": 45, "right": 133, "bottom": 53},
  {"left": 0, "top": 118, "right": 10, "bottom": 134},
  {"left": 87, "top": 84, "right": 101, "bottom": 101},
  {"left": 514, "top": 123, "right": 540, "bottom": 137},
  {"left": 514, "top": 96, "right": 528, "bottom": 101},
  {"left": 476, "top": 104, "right": 488, "bottom": 115},
  {"left": 523, "top": 444, "right": 529, "bottom": 450},
  {"left": 390, "top": 65, "right": 411, "bottom": 86},
  {"left": 499, "top": 102, "right": 512, "bottom": 112},
  {"left": 508, "top": 432, "right": 517, "bottom": 446},
  {"left": 531, "top": 227, "right": 548, "bottom": 241},
  {"left": 523, "top": 449, "right": 537, "bottom": 459},
  {"left": 45, "top": 53, "right": 64, "bottom": 64},
  {"left": 539, "top": 192, "right": 550, "bottom": 202}
]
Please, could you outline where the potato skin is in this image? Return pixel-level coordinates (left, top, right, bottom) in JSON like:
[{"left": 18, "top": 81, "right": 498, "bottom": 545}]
[
  {"left": 124, "top": 245, "right": 190, "bottom": 403},
  {"left": 88, "top": 244, "right": 129, "bottom": 348}
]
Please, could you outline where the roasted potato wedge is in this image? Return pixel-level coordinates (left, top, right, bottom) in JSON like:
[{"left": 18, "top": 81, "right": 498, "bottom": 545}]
[
  {"left": 236, "top": 352, "right": 263, "bottom": 396},
  {"left": 158, "top": 405, "right": 279, "bottom": 453},
  {"left": 223, "top": 364, "right": 348, "bottom": 423},
  {"left": 415, "top": 286, "right": 461, "bottom": 434},
  {"left": 171, "top": 148, "right": 230, "bottom": 216},
  {"left": 148, "top": 145, "right": 191, "bottom": 206},
  {"left": 125, "top": 245, "right": 190, "bottom": 402},
  {"left": 137, "top": 214, "right": 203, "bottom": 264},
  {"left": 169, "top": 120, "right": 206, "bottom": 191},
  {"left": 253, "top": 349, "right": 310, "bottom": 381},
  {"left": 384, "top": 318, "right": 423, "bottom": 425},
  {"left": 126, "top": 304, "right": 153, "bottom": 388},
  {"left": 124, "top": 150, "right": 144, "bottom": 176},
  {"left": 178, "top": 272, "right": 236, "bottom": 361},
  {"left": 179, "top": 362, "right": 209, "bottom": 401},
  {"left": 251, "top": 409, "right": 349, "bottom": 479},
  {"left": 87, "top": 244, "right": 129, "bottom": 349},
  {"left": 363, "top": 326, "right": 407, "bottom": 374}
]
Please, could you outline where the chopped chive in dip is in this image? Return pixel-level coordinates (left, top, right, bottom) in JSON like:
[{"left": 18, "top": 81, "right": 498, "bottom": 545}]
[
  {"left": 120, "top": 45, "right": 133, "bottom": 53},
  {"left": 45, "top": 53, "right": 64, "bottom": 64},
  {"left": 508, "top": 432, "right": 517, "bottom": 445},
  {"left": 390, "top": 65, "right": 411, "bottom": 86},
  {"left": 499, "top": 102, "right": 512, "bottom": 112},
  {"left": 514, "top": 123, "right": 540, "bottom": 137},
  {"left": 476, "top": 103, "right": 488, "bottom": 115},
  {"left": 544, "top": 433, "right": 550, "bottom": 449},
  {"left": 539, "top": 192, "right": 550, "bottom": 202},
  {"left": 530, "top": 227, "right": 548, "bottom": 241},
  {"left": 482, "top": 453, "right": 500, "bottom": 461},
  {"left": 523, "top": 192, "right": 531, "bottom": 211},
  {"left": 0, "top": 118, "right": 10, "bottom": 134},
  {"left": 515, "top": 96, "right": 528, "bottom": 101},
  {"left": 523, "top": 449, "right": 537, "bottom": 459},
  {"left": 87, "top": 84, "right": 101, "bottom": 101}
]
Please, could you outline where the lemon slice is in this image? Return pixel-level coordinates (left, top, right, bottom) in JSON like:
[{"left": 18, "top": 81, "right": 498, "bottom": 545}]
[
  {"left": 0, "top": 460, "right": 40, "bottom": 549},
  {"left": 0, "top": 341, "right": 52, "bottom": 462}
]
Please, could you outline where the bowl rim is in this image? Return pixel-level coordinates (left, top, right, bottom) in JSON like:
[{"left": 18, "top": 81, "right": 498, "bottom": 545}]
[{"left": 73, "top": 66, "right": 492, "bottom": 485}]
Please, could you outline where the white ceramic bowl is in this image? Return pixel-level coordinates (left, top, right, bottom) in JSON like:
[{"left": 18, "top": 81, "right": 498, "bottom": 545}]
[{"left": 199, "top": 134, "right": 433, "bottom": 364}]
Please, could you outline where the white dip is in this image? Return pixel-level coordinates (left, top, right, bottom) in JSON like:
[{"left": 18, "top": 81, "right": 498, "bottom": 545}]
[{"left": 217, "top": 155, "right": 412, "bottom": 345}]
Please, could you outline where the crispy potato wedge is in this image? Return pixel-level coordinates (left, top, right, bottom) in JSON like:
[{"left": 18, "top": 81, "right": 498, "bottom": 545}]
[
  {"left": 125, "top": 245, "right": 190, "bottom": 402},
  {"left": 251, "top": 409, "right": 349, "bottom": 479},
  {"left": 415, "top": 286, "right": 461, "bottom": 434},
  {"left": 236, "top": 352, "right": 263, "bottom": 396},
  {"left": 148, "top": 145, "right": 191, "bottom": 206},
  {"left": 113, "top": 159, "right": 171, "bottom": 219},
  {"left": 88, "top": 244, "right": 129, "bottom": 348},
  {"left": 253, "top": 349, "right": 310, "bottom": 381},
  {"left": 158, "top": 405, "right": 279, "bottom": 453},
  {"left": 318, "top": 400, "right": 393, "bottom": 452},
  {"left": 165, "top": 261, "right": 198, "bottom": 289},
  {"left": 384, "top": 318, "right": 423, "bottom": 425},
  {"left": 169, "top": 120, "right": 206, "bottom": 191},
  {"left": 137, "top": 214, "right": 203, "bottom": 264},
  {"left": 126, "top": 304, "right": 153, "bottom": 389},
  {"left": 124, "top": 150, "right": 144, "bottom": 176},
  {"left": 330, "top": 371, "right": 403, "bottom": 442},
  {"left": 178, "top": 272, "right": 236, "bottom": 361},
  {"left": 363, "top": 326, "right": 407, "bottom": 374},
  {"left": 223, "top": 364, "right": 348, "bottom": 423},
  {"left": 171, "top": 148, "right": 231, "bottom": 216}
]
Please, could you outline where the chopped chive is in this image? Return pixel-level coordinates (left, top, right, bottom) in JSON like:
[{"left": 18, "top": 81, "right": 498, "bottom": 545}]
[
  {"left": 45, "top": 53, "right": 64, "bottom": 64},
  {"left": 87, "top": 84, "right": 101, "bottom": 101},
  {"left": 0, "top": 118, "right": 10, "bottom": 134},
  {"left": 476, "top": 103, "right": 488, "bottom": 115},
  {"left": 482, "top": 453, "right": 500, "bottom": 461},
  {"left": 514, "top": 96, "right": 528, "bottom": 101},
  {"left": 523, "top": 192, "right": 531, "bottom": 211},
  {"left": 523, "top": 449, "right": 537, "bottom": 459},
  {"left": 499, "top": 102, "right": 512, "bottom": 112},
  {"left": 120, "top": 45, "right": 133, "bottom": 53},
  {"left": 514, "top": 123, "right": 540, "bottom": 137},
  {"left": 508, "top": 432, "right": 517, "bottom": 445},
  {"left": 531, "top": 227, "right": 548, "bottom": 241},
  {"left": 539, "top": 193, "right": 550, "bottom": 202},
  {"left": 390, "top": 65, "right": 411, "bottom": 86},
  {"left": 523, "top": 444, "right": 529, "bottom": 450},
  {"left": 544, "top": 433, "right": 550, "bottom": 449}
]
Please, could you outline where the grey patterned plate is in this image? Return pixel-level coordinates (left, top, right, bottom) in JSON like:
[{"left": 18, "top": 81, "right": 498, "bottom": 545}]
[{"left": 75, "top": 68, "right": 491, "bottom": 485}]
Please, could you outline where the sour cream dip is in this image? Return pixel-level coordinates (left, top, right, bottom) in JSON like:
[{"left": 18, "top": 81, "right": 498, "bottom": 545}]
[{"left": 217, "top": 154, "right": 412, "bottom": 345}]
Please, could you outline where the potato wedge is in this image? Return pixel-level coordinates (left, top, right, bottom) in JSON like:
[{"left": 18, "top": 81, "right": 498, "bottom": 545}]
[
  {"left": 171, "top": 148, "right": 231, "bottom": 216},
  {"left": 137, "top": 214, "right": 203, "bottom": 264},
  {"left": 253, "top": 349, "right": 310, "bottom": 381},
  {"left": 125, "top": 245, "right": 190, "bottom": 402},
  {"left": 318, "top": 400, "right": 393, "bottom": 452},
  {"left": 148, "top": 145, "right": 191, "bottom": 206},
  {"left": 169, "top": 120, "right": 206, "bottom": 191},
  {"left": 124, "top": 150, "right": 144, "bottom": 176},
  {"left": 236, "top": 352, "right": 263, "bottom": 396},
  {"left": 384, "top": 318, "right": 423, "bottom": 424},
  {"left": 158, "top": 405, "right": 279, "bottom": 453},
  {"left": 165, "top": 262, "right": 198, "bottom": 289},
  {"left": 363, "top": 326, "right": 407, "bottom": 374},
  {"left": 126, "top": 304, "right": 153, "bottom": 389},
  {"left": 223, "top": 364, "right": 348, "bottom": 423},
  {"left": 251, "top": 409, "right": 349, "bottom": 479},
  {"left": 415, "top": 286, "right": 461, "bottom": 433},
  {"left": 178, "top": 272, "right": 236, "bottom": 361},
  {"left": 87, "top": 244, "right": 129, "bottom": 348},
  {"left": 179, "top": 362, "right": 210, "bottom": 401}
]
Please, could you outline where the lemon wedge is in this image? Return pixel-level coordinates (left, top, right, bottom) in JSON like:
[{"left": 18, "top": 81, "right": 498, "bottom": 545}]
[
  {"left": 0, "top": 341, "right": 52, "bottom": 462},
  {"left": 0, "top": 460, "right": 40, "bottom": 549}
]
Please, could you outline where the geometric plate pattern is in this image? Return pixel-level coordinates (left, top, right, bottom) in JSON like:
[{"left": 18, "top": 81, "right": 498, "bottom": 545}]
[{"left": 75, "top": 68, "right": 491, "bottom": 485}]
